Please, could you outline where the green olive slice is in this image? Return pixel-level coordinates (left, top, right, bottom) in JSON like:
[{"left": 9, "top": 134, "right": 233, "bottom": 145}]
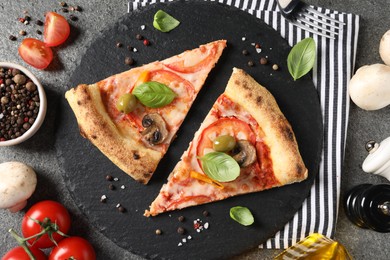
[
  {"left": 116, "top": 93, "right": 137, "bottom": 114},
  {"left": 213, "top": 135, "right": 236, "bottom": 152}
]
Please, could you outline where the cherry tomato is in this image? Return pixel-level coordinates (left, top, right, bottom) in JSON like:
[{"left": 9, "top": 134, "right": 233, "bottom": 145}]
[
  {"left": 49, "top": 237, "right": 96, "bottom": 260},
  {"left": 22, "top": 200, "right": 71, "bottom": 249},
  {"left": 43, "top": 12, "right": 70, "bottom": 47},
  {"left": 2, "top": 246, "right": 47, "bottom": 260},
  {"left": 18, "top": 38, "right": 53, "bottom": 69}
]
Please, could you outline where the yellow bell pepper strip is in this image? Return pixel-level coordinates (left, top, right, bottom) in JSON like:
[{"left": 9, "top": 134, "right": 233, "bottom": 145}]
[
  {"left": 135, "top": 71, "right": 150, "bottom": 87},
  {"left": 190, "top": 171, "right": 224, "bottom": 189}
]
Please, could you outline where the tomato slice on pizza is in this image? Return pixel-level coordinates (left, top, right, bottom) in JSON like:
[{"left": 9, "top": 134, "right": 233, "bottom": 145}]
[
  {"left": 145, "top": 68, "right": 308, "bottom": 216},
  {"left": 65, "top": 40, "right": 227, "bottom": 184}
]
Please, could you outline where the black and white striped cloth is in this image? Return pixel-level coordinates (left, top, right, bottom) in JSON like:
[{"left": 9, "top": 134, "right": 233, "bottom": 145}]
[{"left": 128, "top": 0, "right": 360, "bottom": 249}]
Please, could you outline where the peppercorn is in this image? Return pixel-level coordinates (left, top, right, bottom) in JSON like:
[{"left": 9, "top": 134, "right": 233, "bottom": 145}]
[
  {"left": 36, "top": 30, "right": 42, "bottom": 35},
  {"left": 9, "top": 35, "right": 17, "bottom": 41},
  {"left": 127, "top": 45, "right": 133, "bottom": 51},
  {"left": 255, "top": 43, "right": 261, "bottom": 49},
  {"left": 202, "top": 210, "right": 209, "bottom": 217},
  {"left": 61, "top": 7, "right": 69, "bottom": 13},
  {"left": 125, "top": 57, "right": 134, "bottom": 66},
  {"left": 136, "top": 34, "right": 143, "bottom": 40},
  {"left": 75, "top": 6, "right": 82, "bottom": 12},
  {"left": 35, "top": 20, "right": 43, "bottom": 26},
  {"left": 105, "top": 175, "right": 113, "bottom": 181},
  {"left": 178, "top": 216, "right": 185, "bottom": 222},
  {"left": 116, "top": 42, "right": 123, "bottom": 48},
  {"left": 60, "top": 2, "right": 67, "bottom": 7},
  {"left": 69, "top": 15, "right": 78, "bottom": 21},
  {"left": 19, "top": 30, "right": 26, "bottom": 36},
  {"left": 108, "top": 184, "right": 115, "bottom": 190},
  {"left": 242, "top": 49, "right": 249, "bottom": 56},
  {"left": 155, "top": 229, "right": 162, "bottom": 235},
  {"left": 272, "top": 64, "right": 279, "bottom": 70},
  {"left": 143, "top": 39, "right": 150, "bottom": 46},
  {"left": 260, "top": 57, "right": 268, "bottom": 65},
  {"left": 118, "top": 206, "right": 126, "bottom": 213},
  {"left": 24, "top": 15, "right": 31, "bottom": 21},
  {"left": 248, "top": 60, "right": 254, "bottom": 67},
  {"left": 177, "top": 227, "right": 186, "bottom": 235}
]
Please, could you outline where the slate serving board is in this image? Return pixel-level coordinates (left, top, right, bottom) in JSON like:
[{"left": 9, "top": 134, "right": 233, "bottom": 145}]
[{"left": 55, "top": 1, "right": 323, "bottom": 259}]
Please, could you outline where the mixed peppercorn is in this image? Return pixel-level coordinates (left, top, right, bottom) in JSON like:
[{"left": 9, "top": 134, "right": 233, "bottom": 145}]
[{"left": 0, "top": 67, "right": 40, "bottom": 141}]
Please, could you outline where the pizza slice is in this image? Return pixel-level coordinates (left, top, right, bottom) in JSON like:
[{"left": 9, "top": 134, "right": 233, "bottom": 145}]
[
  {"left": 145, "top": 68, "right": 308, "bottom": 216},
  {"left": 65, "top": 40, "right": 227, "bottom": 184}
]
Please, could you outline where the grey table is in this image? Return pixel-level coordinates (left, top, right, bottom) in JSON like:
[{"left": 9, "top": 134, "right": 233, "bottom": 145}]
[{"left": 1, "top": 1, "right": 389, "bottom": 259}]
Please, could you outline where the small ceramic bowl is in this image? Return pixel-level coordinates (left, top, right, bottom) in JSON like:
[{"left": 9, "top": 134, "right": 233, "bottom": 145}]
[{"left": 0, "top": 62, "right": 47, "bottom": 146}]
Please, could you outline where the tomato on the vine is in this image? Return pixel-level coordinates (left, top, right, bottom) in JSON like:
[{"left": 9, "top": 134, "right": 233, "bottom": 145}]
[
  {"left": 49, "top": 237, "right": 96, "bottom": 260},
  {"left": 43, "top": 12, "right": 70, "bottom": 47},
  {"left": 2, "top": 246, "right": 47, "bottom": 260},
  {"left": 22, "top": 200, "right": 71, "bottom": 249}
]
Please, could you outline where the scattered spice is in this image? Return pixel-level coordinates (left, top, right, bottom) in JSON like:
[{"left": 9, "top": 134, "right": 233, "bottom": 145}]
[
  {"left": 140, "top": 25, "right": 145, "bottom": 30},
  {"left": 60, "top": 2, "right": 68, "bottom": 7},
  {"left": 242, "top": 37, "right": 246, "bottom": 41},
  {"left": 105, "top": 175, "right": 113, "bottom": 181},
  {"left": 127, "top": 45, "right": 133, "bottom": 51},
  {"left": 120, "top": 185, "right": 125, "bottom": 190},
  {"left": 247, "top": 60, "right": 254, "bottom": 67},
  {"left": 202, "top": 210, "right": 209, "bottom": 217},
  {"left": 108, "top": 184, "right": 115, "bottom": 190},
  {"left": 9, "top": 35, "right": 17, "bottom": 41},
  {"left": 125, "top": 57, "right": 134, "bottom": 65},
  {"left": 36, "top": 30, "right": 42, "bottom": 35},
  {"left": 255, "top": 43, "right": 261, "bottom": 49},
  {"left": 272, "top": 64, "right": 279, "bottom": 70},
  {"left": 113, "top": 177, "right": 119, "bottom": 181},
  {"left": 177, "top": 227, "right": 186, "bottom": 235},
  {"left": 133, "top": 47, "right": 138, "bottom": 53},
  {"left": 178, "top": 215, "right": 185, "bottom": 222},
  {"left": 69, "top": 14, "right": 78, "bottom": 21},
  {"left": 260, "top": 57, "right": 268, "bottom": 65},
  {"left": 35, "top": 20, "right": 43, "bottom": 26},
  {"left": 242, "top": 49, "right": 249, "bottom": 56},
  {"left": 143, "top": 39, "right": 150, "bottom": 46},
  {"left": 118, "top": 206, "right": 126, "bottom": 213},
  {"left": 18, "top": 18, "right": 26, "bottom": 23},
  {"left": 116, "top": 42, "right": 123, "bottom": 48},
  {"left": 155, "top": 229, "right": 162, "bottom": 235},
  {"left": 136, "top": 34, "right": 143, "bottom": 40},
  {"left": 19, "top": 30, "right": 27, "bottom": 36},
  {"left": 100, "top": 195, "right": 107, "bottom": 203},
  {"left": 75, "top": 6, "right": 82, "bottom": 12},
  {"left": 61, "top": 7, "right": 69, "bottom": 13}
]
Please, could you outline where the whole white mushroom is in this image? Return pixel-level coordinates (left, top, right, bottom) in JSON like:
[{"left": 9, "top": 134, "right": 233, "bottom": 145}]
[
  {"left": 380, "top": 30, "right": 390, "bottom": 66},
  {"left": 349, "top": 63, "right": 390, "bottom": 110},
  {"left": 0, "top": 161, "right": 37, "bottom": 212}
]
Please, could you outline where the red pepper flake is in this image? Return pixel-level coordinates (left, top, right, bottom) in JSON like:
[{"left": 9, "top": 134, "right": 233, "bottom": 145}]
[
  {"left": 18, "top": 18, "right": 26, "bottom": 23},
  {"left": 143, "top": 39, "right": 150, "bottom": 46}
]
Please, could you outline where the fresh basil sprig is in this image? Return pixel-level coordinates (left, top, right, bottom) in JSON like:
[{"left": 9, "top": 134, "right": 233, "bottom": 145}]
[
  {"left": 198, "top": 152, "right": 240, "bottom": 182},
  {"left": 287, "top": 37, "right": 316, "bottom": 81},
  {"left": 133, "top": 81, "right": 176, "bottom": 108},
  {"left": 230, "top": 206, "right": 254, "bottom": 226},
  {"left": 153, "top": 10, "right": 180, "bottom": 33}
]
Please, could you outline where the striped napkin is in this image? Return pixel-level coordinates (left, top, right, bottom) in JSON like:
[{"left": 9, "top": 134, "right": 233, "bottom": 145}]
[{"left": 128, "top": 0, "right": 360, "bottom": 249}]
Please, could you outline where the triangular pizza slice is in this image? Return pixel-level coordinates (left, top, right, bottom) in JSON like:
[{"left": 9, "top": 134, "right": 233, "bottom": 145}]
[
  {"left": 145, "top": 68, "right": 307, "bottom": 216},
  {"left": 65, "top": 40, "right": 227, "bottom": 184}
]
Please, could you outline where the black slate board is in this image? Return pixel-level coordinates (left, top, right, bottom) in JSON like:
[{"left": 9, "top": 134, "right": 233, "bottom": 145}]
[{"left": 55, "top": 1, "right": 323, "bottom": 259}]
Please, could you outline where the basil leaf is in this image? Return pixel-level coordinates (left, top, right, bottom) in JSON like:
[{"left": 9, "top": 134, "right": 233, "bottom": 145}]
[
  {"left": 153, "top": 10, "right": 180, "bottom": 33},
  {"left": 133, "top": 81, "right": 176, "bottom": 108},
  {"left": 198, "top": 152, "right": 240, "bottom": 182},
  {"left": 230, "top": 206, "right": 254, "bottom": 226},
  {"left": 287, "top": 37, "right": 316, "bottom": 81}
]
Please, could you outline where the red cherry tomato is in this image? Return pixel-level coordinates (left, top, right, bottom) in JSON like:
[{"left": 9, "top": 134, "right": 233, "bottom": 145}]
[
  {"left": 22, "top": 200, "right": 71, "bottom": 249},
  {"left": 2, "top": 246, "right": 47, "bottom": 260},
  {"left": 18, "top": 38, "right": 53, "bottom": 69},
  {"left": 43, "top": 12, "right": 70, "bottom": 47},
  {"left": 49, "top": 237, "right": 96, "bottom": 260}
]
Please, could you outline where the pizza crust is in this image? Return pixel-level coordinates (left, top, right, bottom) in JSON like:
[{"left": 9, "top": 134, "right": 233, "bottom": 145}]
[
  {"left": 224, "top": 68, "right": 308, "bottom": 185},
  {"left": 65, "top": 84, "right": 162, "bottom": 184}
]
